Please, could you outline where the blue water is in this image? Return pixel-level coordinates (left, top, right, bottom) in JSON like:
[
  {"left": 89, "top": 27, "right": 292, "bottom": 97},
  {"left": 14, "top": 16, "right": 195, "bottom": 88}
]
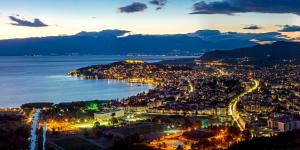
[{"left": 0, "top": 55, "right": 195, "bottom": 107}]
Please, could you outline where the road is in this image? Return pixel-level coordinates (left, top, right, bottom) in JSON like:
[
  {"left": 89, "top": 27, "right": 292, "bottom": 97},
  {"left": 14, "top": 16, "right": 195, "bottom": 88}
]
[
  {"left": 181, "top": 77, "right": 194, "bottom": 93},
  {"left": 188, "top": 78, "right": 194, "bottom": 93},
  {"left": 228, "top": 79, "right": 260, "bottom": 131},
  {"left": 29, "top": 109, "right": 41, "bottom": 150},
  {"left": 216, "top": 68, "right": 229, "bottom": 76}
]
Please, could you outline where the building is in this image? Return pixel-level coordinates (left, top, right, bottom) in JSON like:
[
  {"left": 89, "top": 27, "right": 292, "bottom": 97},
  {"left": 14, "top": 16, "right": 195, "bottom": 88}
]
[
  {"left": 267, "top": 114, "right": 300, "bottom": 132},
  {"left": 125, "top": 60, "right": 144, "bottom": 64},
  {"left": 125, "top": 106, "right": 148, "bottom": 114},
  {"left": 243, "top": 103, "right": 274, "bottom": 113},
  {"left": 94, "top": 109, "right": 125, "bottom": 121},
  {"left": 277, "top": 120, "right": 300, "bottom": 132},
  {"left": 194, "top": 59, "right": 202, "bottom": 65}
]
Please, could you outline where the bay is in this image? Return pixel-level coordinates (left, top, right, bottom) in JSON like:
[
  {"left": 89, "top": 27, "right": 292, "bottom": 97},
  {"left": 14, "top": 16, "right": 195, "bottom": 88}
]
[{"left": 0, "top": 55, "right": 195, "bottom": 107}]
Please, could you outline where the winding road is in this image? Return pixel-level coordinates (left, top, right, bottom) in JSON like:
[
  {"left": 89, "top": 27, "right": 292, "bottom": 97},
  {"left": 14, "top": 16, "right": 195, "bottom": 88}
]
[
  {"left": 29, "top": 109, "right": 41, "bottom": 150},
  {"left": 228, "top": 79, "right": 260, "bottom": 131}
]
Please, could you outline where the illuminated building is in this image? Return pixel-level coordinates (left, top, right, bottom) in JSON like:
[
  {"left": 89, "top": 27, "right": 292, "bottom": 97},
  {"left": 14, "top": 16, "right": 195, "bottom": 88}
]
[
  {"left": 204, "top": 61, "right": 226, "bottom": 66},
  {"left": 125, "top": 60, "right": 145, "bottom": 64},
  {"left": 194, "top": 59, "right": 202, "bottom": 65},
  {"left": 128, "top": 78, "right": 156, "bottom": 84},
  {"left": 267, "top": 114, "right": 300, "bottom": 132},
  {"left": 94, "top": 109, "right": 124, "bottom": 121}
]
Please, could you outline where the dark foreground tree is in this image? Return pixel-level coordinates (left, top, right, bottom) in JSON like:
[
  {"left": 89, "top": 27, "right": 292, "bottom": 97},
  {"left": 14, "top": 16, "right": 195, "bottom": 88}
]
[{"left": 229, "top": 130, "right": 300, "bottom": 150}]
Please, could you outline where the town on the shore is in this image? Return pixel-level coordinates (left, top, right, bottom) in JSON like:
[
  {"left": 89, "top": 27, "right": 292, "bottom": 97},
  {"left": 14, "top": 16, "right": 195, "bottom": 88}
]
[{"left": 1, "top": 52, "right": 300, "bottom": 150}]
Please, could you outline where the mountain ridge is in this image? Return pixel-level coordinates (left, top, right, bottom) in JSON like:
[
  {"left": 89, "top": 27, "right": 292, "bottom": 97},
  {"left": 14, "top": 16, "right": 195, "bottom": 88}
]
[
  {"left": 200, "top": 41, "right": 300, "bottom": 65},
  {"left": 0, "top": 29, "right": 278, "bottom": 56}
]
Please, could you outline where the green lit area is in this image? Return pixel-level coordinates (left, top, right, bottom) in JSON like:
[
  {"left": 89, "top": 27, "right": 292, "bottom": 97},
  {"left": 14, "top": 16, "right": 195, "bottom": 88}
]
[
  {"left": 87, "top": 103, "right": 99, "bottom": 111},
  {"left": 201, "top": 119, "right": 209, "bottom": 128}
]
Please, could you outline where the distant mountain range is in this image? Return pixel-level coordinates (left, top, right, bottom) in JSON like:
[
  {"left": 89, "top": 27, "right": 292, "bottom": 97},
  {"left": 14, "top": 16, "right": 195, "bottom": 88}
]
[
  {"left": 0, "top": 29, "right": 274, "bottom": 56},
  {"left": 201, "top": 41, "right": 300, "bottom": 65}
]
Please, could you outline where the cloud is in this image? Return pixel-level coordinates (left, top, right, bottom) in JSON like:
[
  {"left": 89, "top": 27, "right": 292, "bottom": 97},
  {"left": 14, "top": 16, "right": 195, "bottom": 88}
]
[
  {"left": 279, "top": 25, "right": 300, "bottom": 32},
  {"left": 243, "top": 25, "right": 261, "bottom": 30},
  {"left": 75, "top": 29, "right": 131, "bottom": 37},
  {"left": 191, "top": 0, "right": 300, "bottom": 15},
  {"left": 150, "top": 0, "right": 167, "bottom": 10},
  {"left": 119, "top": 2, "right": 147, "bottom": 13},
  {"left": 292, "top": 37, "right": 300, "bottom": 41},
  {"left": 9, "top": 16, "right": 48, "bottom": 27},
  {"left": 189, "top": 29, "right": 288, "bottom": 43}
]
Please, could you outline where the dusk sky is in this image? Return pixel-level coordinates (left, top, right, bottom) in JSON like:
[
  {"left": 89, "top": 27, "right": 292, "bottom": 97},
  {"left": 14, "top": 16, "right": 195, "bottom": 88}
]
[{"left": 0, "top": 0, "right": 300, "bottom": 40}]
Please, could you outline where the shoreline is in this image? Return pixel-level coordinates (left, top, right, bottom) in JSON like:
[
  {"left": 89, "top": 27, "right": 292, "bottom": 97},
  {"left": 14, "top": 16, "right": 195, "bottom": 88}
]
[
  {"left": 0, "top": 57, "right": 196, "bottom": 108},
  {"left": 68, "top": 73, "right": 159, "bottom": 86},
  {"left": 0, "top": 77, "right": 156, "bottom": 109}
]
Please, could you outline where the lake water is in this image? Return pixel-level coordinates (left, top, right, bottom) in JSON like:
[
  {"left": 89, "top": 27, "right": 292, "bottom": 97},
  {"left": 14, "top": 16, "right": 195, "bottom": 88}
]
[{"left": 0, "top": 55, "right": 195, "bottom": 107}]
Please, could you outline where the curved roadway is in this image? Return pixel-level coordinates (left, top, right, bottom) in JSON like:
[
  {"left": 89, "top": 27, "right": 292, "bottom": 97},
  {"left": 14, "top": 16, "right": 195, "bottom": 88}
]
[{"left": 228, "top": 79, "right": 260, "bottom": 131}]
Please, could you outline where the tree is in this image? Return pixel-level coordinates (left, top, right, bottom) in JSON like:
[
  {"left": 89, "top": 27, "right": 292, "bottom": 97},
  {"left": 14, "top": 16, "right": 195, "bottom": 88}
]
[
  {"left": 0, "top": 115, "right": 31, "bottom": 150},
  {"left": 93, "top": 121, "right": 100, "bottom": 128},
  {"left": 176, "top": 145, "right": 184, "bottom": 150},
  {"left": 242, "top": 130, "right": 251, "bottom": 140},
  {"left": 92, "top": 123, "right": 105, "bottom": 137},
  {"left": 110, "top": 117, "right": 118, "bottom": 125},
  {"left": 183, "top": 118, "right": 193, "bottom": 129}
]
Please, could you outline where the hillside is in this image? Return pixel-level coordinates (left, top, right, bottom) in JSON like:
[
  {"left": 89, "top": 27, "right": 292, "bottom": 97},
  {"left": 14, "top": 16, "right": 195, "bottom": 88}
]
[{"left": 201, "top": 41, "right": 300, "bottom": 65}]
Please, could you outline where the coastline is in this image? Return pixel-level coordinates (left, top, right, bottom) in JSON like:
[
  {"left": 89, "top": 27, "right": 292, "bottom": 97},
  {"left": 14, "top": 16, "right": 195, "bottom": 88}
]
[
  {"left": 15, "top": 58, "right": 192, "bottom": 108},
  {"left": 68, "top": 71, "right": 159, "bottom": 86},
  {"left": 0, "top": 55, "right": 197, "bottom": 108},
  {"left": 1, "top": 77, "right": 155, "bottom": 109},
  {"left": 0, "top": 56, "right": 196, "bottom": 108}
]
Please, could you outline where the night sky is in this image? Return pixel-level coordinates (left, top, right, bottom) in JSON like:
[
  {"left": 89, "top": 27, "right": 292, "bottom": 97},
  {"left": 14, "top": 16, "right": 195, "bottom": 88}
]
[{"left": 0, "top": 0, "right": 299, "bottom": 41}]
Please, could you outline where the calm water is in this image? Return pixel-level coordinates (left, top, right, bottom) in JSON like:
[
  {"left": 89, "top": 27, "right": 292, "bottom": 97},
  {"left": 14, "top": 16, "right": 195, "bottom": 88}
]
[{"left": 0, "top": 55, "right": 195, "bottom": 107}]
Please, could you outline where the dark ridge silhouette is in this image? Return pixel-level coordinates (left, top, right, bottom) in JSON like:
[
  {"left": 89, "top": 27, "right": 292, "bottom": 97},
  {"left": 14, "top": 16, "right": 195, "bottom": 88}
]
[
  {"left": 0, "top": 29, "right": 257, "bottom": 56},
  {"left": 201, "top": 41, "right": 300, "bottom": 65}
]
